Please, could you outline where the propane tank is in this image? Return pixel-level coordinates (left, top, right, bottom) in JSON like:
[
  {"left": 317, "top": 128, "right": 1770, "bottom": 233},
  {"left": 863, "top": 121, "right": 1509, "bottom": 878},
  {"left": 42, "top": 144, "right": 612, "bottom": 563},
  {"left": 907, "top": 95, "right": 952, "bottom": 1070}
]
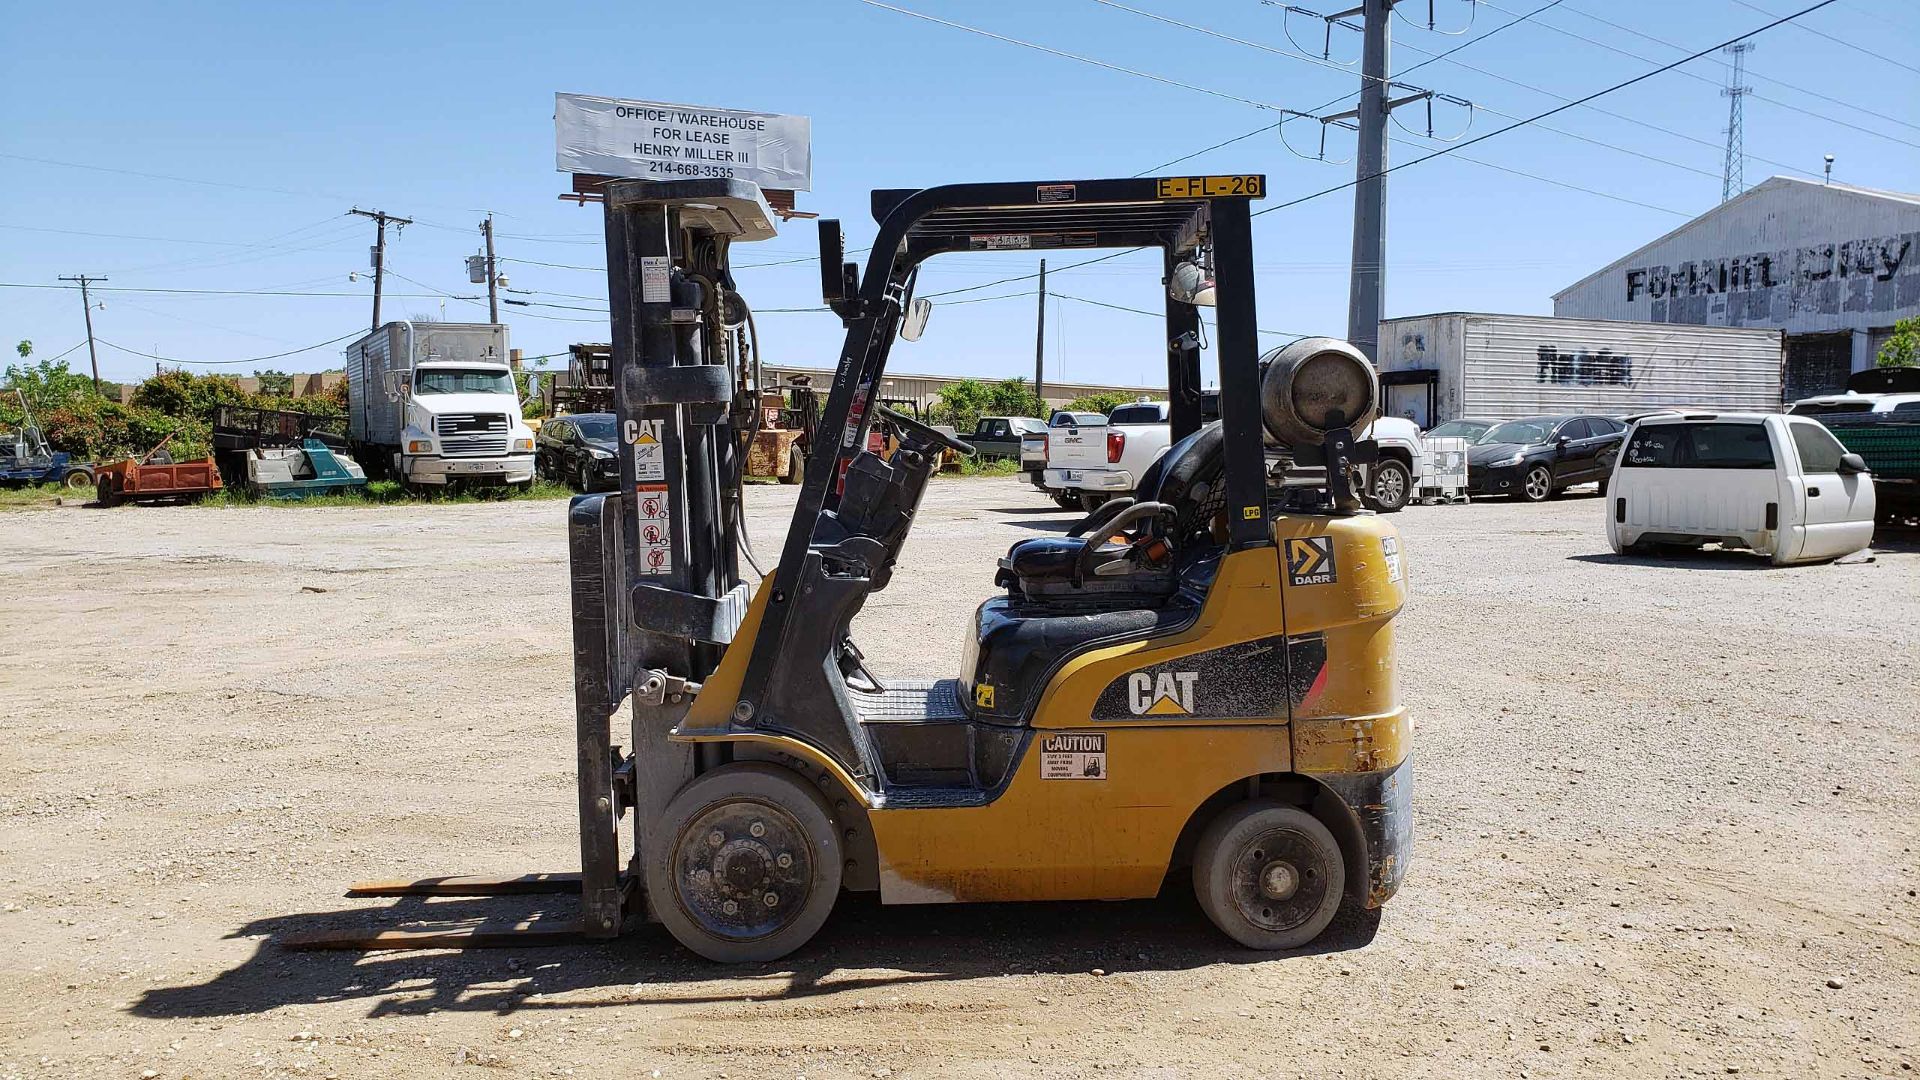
[{"left": 1259, "top": 337, "right": 1379, "bottom": 447}]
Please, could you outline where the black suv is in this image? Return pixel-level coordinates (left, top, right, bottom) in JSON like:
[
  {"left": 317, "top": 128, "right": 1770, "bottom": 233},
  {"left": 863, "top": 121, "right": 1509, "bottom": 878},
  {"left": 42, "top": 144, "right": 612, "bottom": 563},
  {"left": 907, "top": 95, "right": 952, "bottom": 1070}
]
[
  {"left": 537, "top": 412, "right": 619, "bottom": 493},
  {"left": 1466, "top": 414, "right": 1626, "bottom": 502}
]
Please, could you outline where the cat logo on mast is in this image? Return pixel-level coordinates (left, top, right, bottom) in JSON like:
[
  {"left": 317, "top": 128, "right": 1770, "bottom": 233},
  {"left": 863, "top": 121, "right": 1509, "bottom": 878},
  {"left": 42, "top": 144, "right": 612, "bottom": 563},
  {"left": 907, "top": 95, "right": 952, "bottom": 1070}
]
[{"left": 1128, "top": 671, "right": 1198, "bottom": 716}]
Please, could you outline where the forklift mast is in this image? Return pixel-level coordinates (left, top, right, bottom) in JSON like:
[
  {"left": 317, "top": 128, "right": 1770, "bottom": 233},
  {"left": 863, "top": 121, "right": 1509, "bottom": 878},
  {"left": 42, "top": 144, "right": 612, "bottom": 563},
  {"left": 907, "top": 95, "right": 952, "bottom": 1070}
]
[{"left": 569, "top": 179, "right": 776, "bottom": 937}]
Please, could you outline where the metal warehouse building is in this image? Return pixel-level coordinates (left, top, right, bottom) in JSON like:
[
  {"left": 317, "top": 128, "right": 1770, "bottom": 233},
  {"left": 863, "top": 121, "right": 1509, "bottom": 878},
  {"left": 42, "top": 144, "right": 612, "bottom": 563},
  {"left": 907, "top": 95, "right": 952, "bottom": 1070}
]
[{"left": 1553, "top": 176, "right": 1920, "bottom": 402}]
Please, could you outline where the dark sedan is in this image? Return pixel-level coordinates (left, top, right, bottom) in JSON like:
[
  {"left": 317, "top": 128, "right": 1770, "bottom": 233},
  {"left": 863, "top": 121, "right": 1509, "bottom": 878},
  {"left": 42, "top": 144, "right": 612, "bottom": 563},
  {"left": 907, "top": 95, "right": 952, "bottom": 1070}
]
[
  {"left": 537, "top": 412, "right": 620, "bottom": 492},
  {"left": 1465, "top": 414, "right": 1626, "bottom": 502}
]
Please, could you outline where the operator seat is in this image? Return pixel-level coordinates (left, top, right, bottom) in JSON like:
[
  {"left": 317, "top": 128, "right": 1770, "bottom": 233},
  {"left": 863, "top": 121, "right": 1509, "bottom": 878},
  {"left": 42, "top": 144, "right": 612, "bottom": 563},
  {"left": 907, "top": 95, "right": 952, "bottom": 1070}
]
[
  {"left": 965, "top": 425, "right": 1228, "bottom": 725},
  {"left": 997, "top": 423, "right": 1225, "bottom": 603}
]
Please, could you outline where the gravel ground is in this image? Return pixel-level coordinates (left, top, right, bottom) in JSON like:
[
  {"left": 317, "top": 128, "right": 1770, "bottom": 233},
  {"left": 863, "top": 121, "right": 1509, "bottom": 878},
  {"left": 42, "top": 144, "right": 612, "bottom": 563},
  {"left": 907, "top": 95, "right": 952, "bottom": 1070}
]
[{"left": 1, "top": 480, "right": 1916, "bottom": 1079}]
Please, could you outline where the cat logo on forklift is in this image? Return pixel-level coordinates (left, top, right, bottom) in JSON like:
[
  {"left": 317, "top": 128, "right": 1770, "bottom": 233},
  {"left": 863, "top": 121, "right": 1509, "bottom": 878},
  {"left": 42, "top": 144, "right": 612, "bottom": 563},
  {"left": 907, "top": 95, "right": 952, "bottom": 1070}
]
[{"left": 1128, "top": 671, "right": 1198, "bottom": 715}]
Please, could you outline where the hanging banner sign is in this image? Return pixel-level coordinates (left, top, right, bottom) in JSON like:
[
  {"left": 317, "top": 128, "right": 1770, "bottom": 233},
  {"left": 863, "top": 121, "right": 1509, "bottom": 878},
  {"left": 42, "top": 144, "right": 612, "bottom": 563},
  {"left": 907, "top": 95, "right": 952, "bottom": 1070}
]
[{"left": 555, "top": 92, "right": 811, "bottom": 191}]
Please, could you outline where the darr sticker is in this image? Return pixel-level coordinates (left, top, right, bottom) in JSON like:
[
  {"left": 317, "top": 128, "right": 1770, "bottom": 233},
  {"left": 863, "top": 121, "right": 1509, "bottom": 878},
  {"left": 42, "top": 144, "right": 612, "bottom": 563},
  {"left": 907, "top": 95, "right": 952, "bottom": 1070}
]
[
  {"left": 1286, "top": 536, "right": 1336, "bottom": 586},
  {"left": 1040, "top": 732, "right": 1106, "bottom": 780},
  {"left": 1381, "top": 535, "right": 1402, "bottom": 584}
]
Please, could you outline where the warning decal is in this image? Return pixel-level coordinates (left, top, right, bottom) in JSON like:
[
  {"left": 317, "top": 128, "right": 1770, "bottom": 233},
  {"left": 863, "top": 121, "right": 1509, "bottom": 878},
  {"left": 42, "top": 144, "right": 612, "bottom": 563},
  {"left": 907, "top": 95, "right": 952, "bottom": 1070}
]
[
  {"left": 1381, "top": 535, "right": 1402, "bottom": 584},
  {"left": 633, "top": 421, "right": 666, "bottom": 483},
  {"left": 1041, "top": 732, "right": 1106, "bottom": 780},
  {"left": 1286, "top": 536, "right": 1336, "bottom": 586},
  {"left": 1036, "top": 183, "right": 1076, "bottom": 203},
  {"left": 636, "top": 484, "right": 672, "bottom": 576}
]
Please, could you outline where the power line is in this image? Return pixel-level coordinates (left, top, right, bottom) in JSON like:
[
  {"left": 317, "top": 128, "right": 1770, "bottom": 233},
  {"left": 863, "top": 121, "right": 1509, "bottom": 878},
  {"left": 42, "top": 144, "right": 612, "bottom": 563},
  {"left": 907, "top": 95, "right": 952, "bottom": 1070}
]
[
  {"left": 1468, "top": 0, "right": 1920, "bottom": 149},
  {"left": 96, "top": 329, "right": 364, "bottom": 368},
  {"left": 1053, "top": 292, "right": 1320, "bottom": 339},
  {"left": 0, "top": 282, "right": 445, "bottom": 299},
  {"left": 1551, "top": 0, "right": 1920, "bottom": 131},
  {"left": 1724, "top": 0, "right": 1920, "bottom": 76},
  {"left": 1246, "top": 0, "right": 1845, "bottom": 221},
  {"left": 857, "top": 0, "right": 1287, "bottom": 110}
]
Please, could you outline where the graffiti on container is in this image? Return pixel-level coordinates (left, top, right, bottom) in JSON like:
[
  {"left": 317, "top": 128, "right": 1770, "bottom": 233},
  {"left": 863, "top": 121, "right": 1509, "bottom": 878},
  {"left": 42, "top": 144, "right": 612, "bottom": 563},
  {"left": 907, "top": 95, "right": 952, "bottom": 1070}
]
[
  {"left": 1614, "top": 230, "right": 1918, "bottom": 324},
  {"left": 1536, "top": 345, "right": 1633, "bottom": 387}
]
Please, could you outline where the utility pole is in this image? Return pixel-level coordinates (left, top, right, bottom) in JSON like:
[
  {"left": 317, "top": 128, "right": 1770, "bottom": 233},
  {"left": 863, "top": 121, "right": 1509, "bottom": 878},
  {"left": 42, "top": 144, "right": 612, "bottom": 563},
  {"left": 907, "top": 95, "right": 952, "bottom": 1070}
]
[
  {"left": 348, "top": 208, "right": 412, "bottom": 331},
  {"left": 1720, "top": 42, "right": 1754, "bottom": 203},
  {"left": 1033, "top": 259, "right": 1047, "bottom": 407},
  {"left": 481, "top": 213, "right": 500, "bottom": 323},
  {"left": 1347, "top": 0, "right": 1391, "bottom": 364},
  {"left": 58, "top": 274, "right": 106, "bottom": 392}
]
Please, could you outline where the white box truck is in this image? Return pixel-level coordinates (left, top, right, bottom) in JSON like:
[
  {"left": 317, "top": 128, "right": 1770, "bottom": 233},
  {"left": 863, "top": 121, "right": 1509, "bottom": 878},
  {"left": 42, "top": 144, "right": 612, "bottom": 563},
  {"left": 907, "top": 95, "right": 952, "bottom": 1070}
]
[
  {"left": 345, "top": 321, "right": 537, "bottom": 489},
  {"left": 1377, "top": 312, "right": 1785, "bottom": 427}
]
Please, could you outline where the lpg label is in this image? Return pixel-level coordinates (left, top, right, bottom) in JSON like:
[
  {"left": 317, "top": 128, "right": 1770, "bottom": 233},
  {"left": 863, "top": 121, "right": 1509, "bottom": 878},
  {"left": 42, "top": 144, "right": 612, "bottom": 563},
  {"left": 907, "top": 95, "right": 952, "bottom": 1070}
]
[{"left": 1040, "top": 732, "right": 1106, "bottom": 780}]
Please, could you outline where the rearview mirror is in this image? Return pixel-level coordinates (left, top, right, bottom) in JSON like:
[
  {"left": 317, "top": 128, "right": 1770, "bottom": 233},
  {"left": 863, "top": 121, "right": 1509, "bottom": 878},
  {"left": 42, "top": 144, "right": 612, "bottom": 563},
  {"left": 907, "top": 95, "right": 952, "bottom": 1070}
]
[
  {"left": 1838, "top": 452, "right": 1868, "bottom": 474},
  {"left": 900, "top": 297, "right": 933, "bottom": 342},
  {"left": 382, "top": 370, "right": 410, "bottom": 402}
]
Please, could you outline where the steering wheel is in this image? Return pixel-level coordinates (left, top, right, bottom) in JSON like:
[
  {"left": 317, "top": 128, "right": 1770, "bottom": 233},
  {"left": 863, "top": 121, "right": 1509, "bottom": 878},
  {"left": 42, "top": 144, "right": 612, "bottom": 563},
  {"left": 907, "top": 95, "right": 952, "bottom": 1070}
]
[{"left": 876, "top": 404, "right": 975, "bottom": 456}]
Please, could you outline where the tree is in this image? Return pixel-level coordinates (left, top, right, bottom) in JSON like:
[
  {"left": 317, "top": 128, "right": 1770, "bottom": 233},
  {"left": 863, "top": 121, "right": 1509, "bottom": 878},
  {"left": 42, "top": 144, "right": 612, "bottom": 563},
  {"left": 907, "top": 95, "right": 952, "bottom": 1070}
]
[
  {"left": 1064, "top": 390, "right": 1132, "bottom": 415},
  {"left": 928, "top": 377, "right": 1045, "bottom": 432},
  {"left": 2, "top": 358, "right": 94, "bottom": 420},
  {"left": 255, "top": 368, "right": 294, "bottom": 396},
  {"left": 1878, "top": 316, "right": 1920, "bottom": 369},
  {"left": 16, "top": 340, "right": 31, "bottom": 360}
]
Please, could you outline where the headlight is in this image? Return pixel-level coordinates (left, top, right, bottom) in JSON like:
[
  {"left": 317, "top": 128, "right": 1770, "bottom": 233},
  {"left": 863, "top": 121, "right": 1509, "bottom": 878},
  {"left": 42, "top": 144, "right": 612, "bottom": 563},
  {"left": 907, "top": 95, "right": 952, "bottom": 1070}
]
[
  {"left": 1486, "top": 453, "right": 1524, "bottom": 467},
  {"left": 512, "top": 438, "right": 534, "bottom": 453},
  {"left": 407, "top": 439, "right": 433, "bottom": 453},
  {"left": 589, "top": 448, "right": 613, "bottom": 460}
]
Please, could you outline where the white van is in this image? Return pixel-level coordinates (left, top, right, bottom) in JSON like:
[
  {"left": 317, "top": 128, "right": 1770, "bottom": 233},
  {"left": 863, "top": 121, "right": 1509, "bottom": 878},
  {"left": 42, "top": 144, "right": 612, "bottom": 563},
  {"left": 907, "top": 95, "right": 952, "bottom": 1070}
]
[{"left": 1605, "top": 413, "right": 1875, "bottom": 566}]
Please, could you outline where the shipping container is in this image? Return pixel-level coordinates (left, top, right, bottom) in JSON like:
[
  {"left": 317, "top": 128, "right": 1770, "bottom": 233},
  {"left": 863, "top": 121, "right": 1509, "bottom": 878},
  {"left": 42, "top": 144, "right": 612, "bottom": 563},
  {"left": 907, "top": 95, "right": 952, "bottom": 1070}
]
[{"left": 1376, "top": 312, "right": 1784, "bottom": 427}]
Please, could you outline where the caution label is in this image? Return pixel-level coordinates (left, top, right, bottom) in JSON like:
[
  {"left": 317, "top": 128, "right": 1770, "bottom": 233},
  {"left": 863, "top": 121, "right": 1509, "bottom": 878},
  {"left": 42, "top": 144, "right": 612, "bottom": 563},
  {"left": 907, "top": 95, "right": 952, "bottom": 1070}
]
[
  {"left": 1040, "top": 732, "right": 1106, "bottom": 780},
  {"left": 1381, "top": 535, "right": 1402, "bottom": 584},
  {"left": 636, "top": 484, "right": 672, "bottom": 575},
  {"left": 1036, "top": 183, "right": 1076, "bottom": 203},
  {"left": 1286, "top": 536, "right": 1337, "bottom": 586}
]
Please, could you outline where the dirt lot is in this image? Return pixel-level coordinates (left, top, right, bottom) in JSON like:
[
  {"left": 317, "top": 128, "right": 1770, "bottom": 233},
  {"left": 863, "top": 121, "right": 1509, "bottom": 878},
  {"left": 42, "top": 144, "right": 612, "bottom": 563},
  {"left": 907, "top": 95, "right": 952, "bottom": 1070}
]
[{"left": 2, "top": 481, "right": 1916, "bottom": 1079}]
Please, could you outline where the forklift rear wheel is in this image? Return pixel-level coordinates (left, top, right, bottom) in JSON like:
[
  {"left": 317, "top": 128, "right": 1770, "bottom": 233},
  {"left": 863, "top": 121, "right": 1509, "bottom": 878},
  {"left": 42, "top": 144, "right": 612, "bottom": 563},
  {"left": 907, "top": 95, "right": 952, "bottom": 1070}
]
[
  {"left": 1193, "top": 801, "right": 1345, "bottom": 950},
  {"left": 647, "top": 763, "right": 843, "bottom": 963}
]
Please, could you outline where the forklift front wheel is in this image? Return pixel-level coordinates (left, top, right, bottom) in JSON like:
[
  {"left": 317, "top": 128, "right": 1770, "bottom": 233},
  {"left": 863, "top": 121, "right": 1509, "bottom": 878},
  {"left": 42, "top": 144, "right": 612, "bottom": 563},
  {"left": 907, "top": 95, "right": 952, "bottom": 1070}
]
[
  {"left": 1192, "top": 801, "right": 1345, "bottom": 950},
  {"left": 647, "top": 763, "right": 844, "bottom": 963}
]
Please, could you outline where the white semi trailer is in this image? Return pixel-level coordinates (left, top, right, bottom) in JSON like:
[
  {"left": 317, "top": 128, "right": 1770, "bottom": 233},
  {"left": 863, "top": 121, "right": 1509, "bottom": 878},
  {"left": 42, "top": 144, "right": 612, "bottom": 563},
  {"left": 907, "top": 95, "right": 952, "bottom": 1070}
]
[
  {"left": 1376, "top": 312, "right": 1785, "bottom": 427},
  {"left": 345, "top": 321, "right": 537, "bottom": 490}
]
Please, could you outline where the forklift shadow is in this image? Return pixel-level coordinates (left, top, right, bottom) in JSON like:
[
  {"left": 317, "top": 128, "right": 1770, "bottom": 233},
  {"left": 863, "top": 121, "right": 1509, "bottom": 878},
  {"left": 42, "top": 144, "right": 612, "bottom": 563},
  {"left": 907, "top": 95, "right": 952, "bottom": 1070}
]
[{"left": 132, "top": 890, "right": 1380, "bottom": 1020}]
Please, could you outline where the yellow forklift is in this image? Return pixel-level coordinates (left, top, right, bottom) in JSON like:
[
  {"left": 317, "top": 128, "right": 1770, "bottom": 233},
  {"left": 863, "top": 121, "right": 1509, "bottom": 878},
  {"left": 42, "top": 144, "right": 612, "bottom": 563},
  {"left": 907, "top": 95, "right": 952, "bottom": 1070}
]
[{"left": 303, "top": 174, "right": 1410, "bottom": 962}]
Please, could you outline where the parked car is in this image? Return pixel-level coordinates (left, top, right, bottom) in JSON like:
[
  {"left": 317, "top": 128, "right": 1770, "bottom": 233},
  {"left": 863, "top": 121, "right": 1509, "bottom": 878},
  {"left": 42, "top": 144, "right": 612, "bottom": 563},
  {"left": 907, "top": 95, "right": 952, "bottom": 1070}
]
[
  {"left": 1606, "top": 412, "right": 1874, "bottom": 565},
  {"left": 968, "top": 415, "right": 1047, "bottom": 460},
  {"left": 1422, "top": 418, "right": 1500, "bottom": 444},
  {"left": 1467, "top": 414, "right": 1626, "bottom": 502},
  {"left": 537, "top": 412, "right": 619, "bottom": 493},
  {"left": 1044, "top": 401, "right": 1171, "bottom": 511}
]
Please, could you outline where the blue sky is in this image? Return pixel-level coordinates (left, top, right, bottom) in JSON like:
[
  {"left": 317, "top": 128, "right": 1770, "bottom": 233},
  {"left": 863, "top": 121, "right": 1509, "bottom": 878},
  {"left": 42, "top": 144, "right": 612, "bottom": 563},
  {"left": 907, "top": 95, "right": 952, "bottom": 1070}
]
[{"left": 3, "top": 0, "right": 1915, "bottom": 388}]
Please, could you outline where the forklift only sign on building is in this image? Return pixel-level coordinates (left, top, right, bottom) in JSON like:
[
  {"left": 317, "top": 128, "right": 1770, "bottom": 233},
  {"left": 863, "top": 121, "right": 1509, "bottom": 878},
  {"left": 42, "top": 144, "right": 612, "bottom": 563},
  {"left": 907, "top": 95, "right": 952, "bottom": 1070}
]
[{"left": 554, "top": 93, "right": 811, "bottom": 191}]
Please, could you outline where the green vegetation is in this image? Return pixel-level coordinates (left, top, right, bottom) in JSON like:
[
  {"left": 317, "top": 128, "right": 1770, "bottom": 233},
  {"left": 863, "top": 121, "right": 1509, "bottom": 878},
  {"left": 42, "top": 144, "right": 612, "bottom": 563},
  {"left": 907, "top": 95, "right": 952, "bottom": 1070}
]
[
  {"left": 1878, "top": 316, "right": 1919, "bottom": 369},
  {"left": 0, "top": 482, "right": 69, "bottom": 511},
  {"left": 1062, "top": 390, "right": 1132, "bottom": 415},
  {"left": 954, "top": 455, "right": 1021, "bottom": 478},
  {"left": 197, "top": 478, "right": 575, "bottom": 509},
  {"left": 0, "top": 360, "right": 347, "bottom": 462},
  {"left": 928, "top": 377, "right": 1045, "bottom": 432}
]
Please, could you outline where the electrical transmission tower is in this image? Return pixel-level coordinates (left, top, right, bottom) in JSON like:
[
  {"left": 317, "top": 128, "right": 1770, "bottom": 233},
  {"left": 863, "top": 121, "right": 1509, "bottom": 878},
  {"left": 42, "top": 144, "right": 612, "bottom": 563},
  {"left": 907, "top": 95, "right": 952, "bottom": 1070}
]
[{"left": 1720, "top": 42, "right": 1754, "bottom": 203}]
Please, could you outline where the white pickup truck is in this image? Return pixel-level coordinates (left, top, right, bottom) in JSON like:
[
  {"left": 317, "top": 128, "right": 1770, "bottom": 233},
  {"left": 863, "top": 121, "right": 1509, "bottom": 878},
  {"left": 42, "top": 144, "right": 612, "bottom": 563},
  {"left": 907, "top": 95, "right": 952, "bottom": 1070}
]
[
  {"left": 1044, "top": 402, "right": 1428, "bottom": 514},
  {"left": 1042, "top": 401, "right": 1170, "bottom": 511}
]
